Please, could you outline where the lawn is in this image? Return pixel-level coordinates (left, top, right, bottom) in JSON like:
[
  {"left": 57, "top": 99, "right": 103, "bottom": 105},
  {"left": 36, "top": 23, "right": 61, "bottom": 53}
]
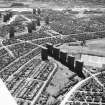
[{"left": 46, "top": 59, "right": 76, "bottom": 96}]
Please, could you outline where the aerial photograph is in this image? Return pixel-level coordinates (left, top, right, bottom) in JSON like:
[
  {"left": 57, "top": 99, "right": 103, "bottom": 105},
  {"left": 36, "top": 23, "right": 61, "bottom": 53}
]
[{"left": 0, "top": 0, "right": 105, "bottom": 105}]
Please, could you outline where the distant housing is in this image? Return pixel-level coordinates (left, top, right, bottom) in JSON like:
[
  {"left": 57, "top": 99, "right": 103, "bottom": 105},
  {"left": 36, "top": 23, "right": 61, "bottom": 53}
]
[
  {"left": 63, "top": 9, "right": 79, "bottom": 14},
  {"left": 10, "top": 2, "right": 29, "bottom": 8},
  {"left": 83, "top": 9, "right": 103, "bottom": 14}
]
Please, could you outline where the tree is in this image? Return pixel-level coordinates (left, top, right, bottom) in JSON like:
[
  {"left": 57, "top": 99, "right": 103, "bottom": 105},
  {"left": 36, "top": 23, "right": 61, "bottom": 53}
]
[{"left": 46, "top": 96, "right": 56, "bottom": 105}]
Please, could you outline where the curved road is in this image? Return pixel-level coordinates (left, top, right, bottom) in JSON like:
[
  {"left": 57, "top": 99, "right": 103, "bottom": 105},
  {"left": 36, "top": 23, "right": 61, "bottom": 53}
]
[{"left": 60, "top": 70, "right": 105, "bottom": 105}]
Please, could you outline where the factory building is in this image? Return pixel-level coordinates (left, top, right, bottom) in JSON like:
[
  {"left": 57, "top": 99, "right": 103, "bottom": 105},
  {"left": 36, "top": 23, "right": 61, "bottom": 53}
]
[
  {"left": 9, "top": 26, "right": 15, "bottom": 38},
  {"left": 67, "top": 55, "right": 75, "bottom": 71},
  {"left": 41, "top": 47, "right": 48, "bottom": 61},
  {"left": 74, "top": 60, "right": 85, "bottom": 79},
  {"left": 52, "top": 46, "right": 60, "bottom": 60},
  {"left": 46, "top": 43, "right": 53, "bottom": 57},
  {"left": 59, "top": 50, "right": 67, "bottom": 65}
]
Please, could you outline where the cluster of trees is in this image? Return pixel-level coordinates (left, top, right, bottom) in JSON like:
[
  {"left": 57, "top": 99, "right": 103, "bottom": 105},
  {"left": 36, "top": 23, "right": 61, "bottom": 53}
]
[{"left": 81, "top": 0, "right": 105, "bottom": 4}]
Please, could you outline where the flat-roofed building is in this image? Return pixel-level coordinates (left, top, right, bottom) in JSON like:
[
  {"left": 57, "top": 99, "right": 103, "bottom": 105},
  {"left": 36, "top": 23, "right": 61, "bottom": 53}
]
[
  {"left": 59, "top": 50, "right": 67, "bottom": 65},
  {"left": 41, "top": 47, "right": 48, "bottom": 61},
  {"left": 75, "top": 60, "right": 85, "bottom": 79},
  {"left": 46, "top": 43, "right": 53, "bottom": 57},
  {"left": 67, "top": 55, "right": 75, "bottom": 71},
  {"left": 52, "top": 46, "right": 60, "bottom": 60}
]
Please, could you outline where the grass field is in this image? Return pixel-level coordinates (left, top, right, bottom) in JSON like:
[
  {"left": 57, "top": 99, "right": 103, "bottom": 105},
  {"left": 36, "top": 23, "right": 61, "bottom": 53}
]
[
  {"left": 58, "top": 38, "right": 105, "bottom": 57},
  {"left": 46, "top": 60, "right": 73, "bottom": 96},
  {"left": 57, "top": 38, "right": 105, "bottom": 68},
  {"left": 87, "top": 38, "right": 105, "bottom": 52}
]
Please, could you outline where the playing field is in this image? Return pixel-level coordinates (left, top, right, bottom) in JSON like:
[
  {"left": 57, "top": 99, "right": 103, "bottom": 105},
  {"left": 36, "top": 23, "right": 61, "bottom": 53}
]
[
  {"left": 57, "top": 38, "right": 105, "bottom": 68},
  {"left": 87, "top": 38, "right": 105, "bottom": 52},
  {"left": 58, "top": 38, "right": 105, "bottom": 57}
]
